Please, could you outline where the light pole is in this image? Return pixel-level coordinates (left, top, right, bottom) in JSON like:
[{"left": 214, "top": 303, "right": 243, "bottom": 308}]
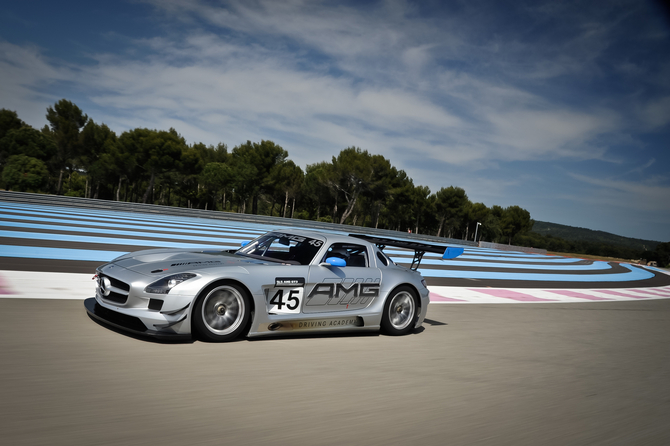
[{"left": 474, "top": 222, "right": 481, "bottom": 244}]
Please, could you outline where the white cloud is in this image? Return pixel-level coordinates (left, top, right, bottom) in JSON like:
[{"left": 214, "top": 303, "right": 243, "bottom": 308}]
[
  {"left": 0, "top": 42, "right": 71, "bottom": 123},
  {"left": 2, "top": 0, "right": 669, "bottom": 240},
  {"left": 642, "top": 96, "right": 670, "bottom": 129},
  {"left": 486, "top": 108, "right": 617, "bottom": 160},
  {"left": 568, "top": 172, "right": 670, "bottom": 214}
]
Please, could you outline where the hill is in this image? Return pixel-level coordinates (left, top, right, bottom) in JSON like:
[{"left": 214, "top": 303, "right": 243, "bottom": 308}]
[{"left": 531, "top": 221, "right": 660, "bottom": 252}]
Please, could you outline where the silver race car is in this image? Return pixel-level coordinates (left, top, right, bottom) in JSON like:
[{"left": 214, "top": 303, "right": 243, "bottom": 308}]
[{"left": 85, "top": 229, "right": 463, "bottom": 341}]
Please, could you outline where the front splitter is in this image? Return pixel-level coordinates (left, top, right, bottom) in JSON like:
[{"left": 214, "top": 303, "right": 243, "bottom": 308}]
[{"left": 84, "top": 298, "right": 192, "bottom": 341}]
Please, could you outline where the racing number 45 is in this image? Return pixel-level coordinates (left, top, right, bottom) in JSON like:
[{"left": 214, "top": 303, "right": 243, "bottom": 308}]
[{"left": 269, "top": 288, "right": 303, "bottom": 314}]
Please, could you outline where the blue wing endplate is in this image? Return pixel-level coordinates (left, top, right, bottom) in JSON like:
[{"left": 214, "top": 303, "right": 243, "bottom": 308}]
[{"left": 442, "top": 247, "right": 464, "bottom": 260}]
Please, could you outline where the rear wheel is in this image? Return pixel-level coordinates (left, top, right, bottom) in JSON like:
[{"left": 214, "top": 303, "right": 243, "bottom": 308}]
[
  {"left": 381, "top": 286, "right": 418, "bottom": 336},
  {"left": 193, "top": 283, "right": 251, "bottom": 342}
]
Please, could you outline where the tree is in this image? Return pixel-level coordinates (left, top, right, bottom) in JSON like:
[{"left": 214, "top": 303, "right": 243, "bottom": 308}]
[
  {"left": 466, "top": 202, "right": 490, "bottom": 242},
  {"left": 302, "top": 162, "right": 338, "bottom": 220},
  {"left": 0, "top": 109, "right": 25, "bottom": 140},
  {"left": 434, "top": 186, "right": 469, "bottom": 238},
  {"left": 231, "top": 140, "right": 288, "bottom": 214},
  {"left": 1, "top": 126, "right": 56, "bottom": 169},
  {"left": 332, "top": 147, "right": 373, "bottom": 224},
  {"left": 365, "top": 156, "right": 402, "bottom": 229},
  {"left": 2, "top": 155, "right": 49, "bottom": 192},
  {"left": 648, "top": 242, "right": 670, "bottom": 267},
  {"left": 200, "top": 162, "right": 233, "bottom": 210},
  {"left": 228, "top": 161, "right": 257, "bottom": 213},
  {"left": 118, "top": 128, "right": 185, "bottom": 204},
  {"left": 271, "top": 160, "right": 304, "bottom": 218},
  {"left": 379, "top": 168, "right": 414, "bottom": 231},
  {"left": 46, "top": 99, "right": 88, "bottom": 194},
  {"left": 501, "top": 205, "right": 533, "bottom": 244},
  {"left": 79, "top": 120, "right": 118, "bottom": 198},
  {"left": 410, "top": 185, "right": 432, "bottom": 234},
  {"left": 177, "top": 145, "right": 206, "bottom": 207}
]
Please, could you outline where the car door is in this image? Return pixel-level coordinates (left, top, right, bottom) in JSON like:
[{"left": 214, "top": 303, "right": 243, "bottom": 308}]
[{"left": 303, "top": 242, "right": 382, "bottom": 313}]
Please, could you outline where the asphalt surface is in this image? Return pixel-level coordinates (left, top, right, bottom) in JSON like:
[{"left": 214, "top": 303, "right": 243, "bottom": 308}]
[
  {"left": 2, "top": 198, "right": 669, "bottom": 444},
  {"left": 1, "top": 297, "right": 669, "bottom": 446}
]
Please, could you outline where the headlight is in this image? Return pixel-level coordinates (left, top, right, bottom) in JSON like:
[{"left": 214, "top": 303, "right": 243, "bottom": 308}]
[{"left": 145, "top": 273, "right": 197, "bottom": 294}]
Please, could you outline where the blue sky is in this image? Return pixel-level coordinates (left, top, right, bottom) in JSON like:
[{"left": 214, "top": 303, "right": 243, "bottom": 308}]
[{"left": 1, "top": 0, "right": 669, "bottom": 242}]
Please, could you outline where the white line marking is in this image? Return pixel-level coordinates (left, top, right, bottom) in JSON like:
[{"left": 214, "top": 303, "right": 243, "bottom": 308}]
[
  {"left": 428, "top": 285, "right": 670, "bottom": 303},
  {"left": 2, "top": 271, "right": 669, "bottom": 303},
  {"left": 0, "top": 271, "right": 93, "bottom": 300}
]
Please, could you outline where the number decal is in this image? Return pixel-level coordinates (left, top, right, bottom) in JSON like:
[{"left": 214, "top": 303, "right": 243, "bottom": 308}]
[
  {"left": 267, "top": 287, "right": 303, "bottom": 314},
  {"left": 286, "top": 289, "right": 300, "bottom": 310},
  {"left": 270, "top": 290, "right": 285, "bottom": 309}
]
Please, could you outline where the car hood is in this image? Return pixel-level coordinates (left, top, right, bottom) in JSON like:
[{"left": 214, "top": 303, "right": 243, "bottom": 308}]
[{"left": 107, "top": 248, "right": 269, "bottom": 276}]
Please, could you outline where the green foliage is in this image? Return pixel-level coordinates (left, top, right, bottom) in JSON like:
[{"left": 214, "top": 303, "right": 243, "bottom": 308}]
[
  {"left": 649, "top": 242, "right": 670, "bottom": 267},
  {"left": 2, "top": 155, "right": 49, "bottom": 192},
  {"left": 434, "top": 186, "right": 468, "bottom": 238},
  {"left": 532, "top": 221, "right": 659, "bottom": 252},
  {"left": 331, "top": 147, "right": 374, "bottom": 224},
  {"left": 501, "top": 205, "right": 533, "bottom": 245},
  {"left": 303, "top": 161, "right": 338, "bottom": 221},
  {"left": 0, "top": 109, "right": 25, "bottom": 140},
  {"left": 1, "top": 126, "right": 57, "bottom": 168},
  {"left": 293, "top": 210, "right": 310, "bottom": 220},
  {"left": 46, "top": 99, "right": 88, "bottom": 194},
  {"left": 200, "top": 162, "right": 232, "bottom": 210},
  {"left": 63, "top": 171, "right": 86, "bottom": 197},
  {"left": 232, "top": 140, "right": 288, "bottom": 214},
  {"left": 79, "top": 120, "right": 118, "bottom": 198},
  {"left": 7, "top": 98, "right": 662, "bottom": 264}
]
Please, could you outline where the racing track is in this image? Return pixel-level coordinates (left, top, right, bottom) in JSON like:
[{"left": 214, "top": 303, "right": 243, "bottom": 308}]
[
  {"left": 1, "top": 198, "right": 669, "bottom": 445},
  {"left": 1, "top": 199, "right": 668, "bottom": 302}
]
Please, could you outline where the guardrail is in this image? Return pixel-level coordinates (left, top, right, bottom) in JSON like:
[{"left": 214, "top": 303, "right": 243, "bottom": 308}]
[{"left": 0, "top": 191, "right": 479, "bottom": 247}]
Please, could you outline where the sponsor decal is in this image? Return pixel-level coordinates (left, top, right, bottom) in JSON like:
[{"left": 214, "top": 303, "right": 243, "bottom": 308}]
[
  {"left": 270, "top": 233, "right": 324, "bottom": 247},
  {"left": 306, "top": 282, "right": 380, "bottom": 306},
  {"left": 275, "top": 277, "right": 305, "bottom": 287},
  {"left": 264, "top": 317, "right": 364, "bottom": 331},
  {"left": 169, "top": 260, "right": 222, "bottom": 267}
]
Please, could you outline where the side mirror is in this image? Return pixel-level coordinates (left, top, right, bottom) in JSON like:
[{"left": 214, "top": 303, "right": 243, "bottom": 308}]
[{"left": 320, "top": 257, "right": 346, "bottom": 267}]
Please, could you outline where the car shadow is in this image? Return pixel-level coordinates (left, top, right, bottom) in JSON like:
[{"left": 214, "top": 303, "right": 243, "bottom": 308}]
[
  {"left": 86, "top": 314, "right": 195, "bottom": 344},
  {"left": 87, "top": 313, "right": 429, "bottom": 344}
]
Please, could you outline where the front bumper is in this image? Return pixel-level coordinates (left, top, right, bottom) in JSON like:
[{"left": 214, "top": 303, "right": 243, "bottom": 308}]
[{"left": 84, "top": 298, "right": 192, "bottom": 341}]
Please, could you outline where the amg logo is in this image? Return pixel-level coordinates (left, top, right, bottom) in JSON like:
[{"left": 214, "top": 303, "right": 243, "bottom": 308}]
[{"left": 307, "top": 283, "right": 380, "bottom": 306}]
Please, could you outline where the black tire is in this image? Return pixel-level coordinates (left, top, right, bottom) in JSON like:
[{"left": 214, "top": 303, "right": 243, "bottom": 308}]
[
  {"left": 192, "top": 282, "right": 251, "bottom": 342},
  {"left": 381, "top": 286, "right": 418, "bottom": 336}
]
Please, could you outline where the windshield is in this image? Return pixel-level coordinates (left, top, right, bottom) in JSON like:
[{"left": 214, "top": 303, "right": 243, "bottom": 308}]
[{"left": 236, "top": 232, "right": 324, "bottom": 265}]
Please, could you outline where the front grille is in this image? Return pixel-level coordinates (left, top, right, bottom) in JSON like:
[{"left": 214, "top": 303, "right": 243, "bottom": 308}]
[
  {"left": 106, "top": 275, "right": 130, "bottom": 292},
  {"left": 106, "top": 291, "right": 128, "bottom": 304},
  {"left": 99, "top": 274, "right": 130, "bottom": 305}
]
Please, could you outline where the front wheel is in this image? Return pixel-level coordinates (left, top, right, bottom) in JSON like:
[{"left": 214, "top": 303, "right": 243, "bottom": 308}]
[
  {"left": 193, "top": 283, "right": 251, "bottom": 342},
  {"left": 381, "top": 286, "right": 418, "bottom": 336}
]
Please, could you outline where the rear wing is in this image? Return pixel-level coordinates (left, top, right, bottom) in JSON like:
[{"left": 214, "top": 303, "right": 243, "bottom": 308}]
[{"left": 349, "top": 234, "right": 464, "bottom": 271}]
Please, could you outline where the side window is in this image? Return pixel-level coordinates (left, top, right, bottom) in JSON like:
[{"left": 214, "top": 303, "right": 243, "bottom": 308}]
[
  {"left": 376, "top": 251, "right": 388, "bottom": 266},
  {"left": 324, "top": 243, "right": 369, "bottom": 267}
]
